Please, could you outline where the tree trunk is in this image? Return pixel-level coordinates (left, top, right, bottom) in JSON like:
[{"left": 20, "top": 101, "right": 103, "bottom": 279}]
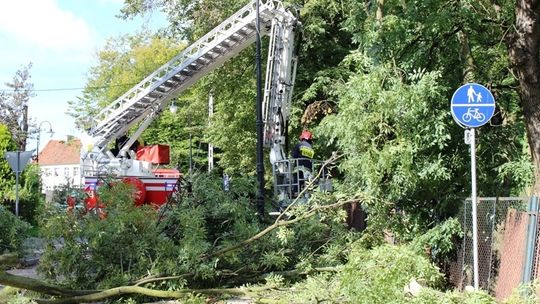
[
  {"left": 376, "top": 0, "right": 384, "bottom": 21},
  {"left": 506, "top": 0, "right": 540, "bottom": 194},
  {"left": 458, "top": 30, "right": 476, "bottom": 82}
]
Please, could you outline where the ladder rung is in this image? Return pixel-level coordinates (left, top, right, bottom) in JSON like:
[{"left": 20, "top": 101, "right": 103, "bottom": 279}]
[{"left": 179, "top": 70, "right": 192, "bottom": 76}]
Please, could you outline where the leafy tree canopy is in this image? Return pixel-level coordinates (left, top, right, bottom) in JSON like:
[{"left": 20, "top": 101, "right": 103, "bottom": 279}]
[
  {"left": 67, "top": 32, "right": 184, "bottom": 131},
  {"left": 0, "top": 63, "right": 35, "bottom": 150},
  {"left": 69, "top": 0, "right": 534, "bottom": 238},
  {"left": 0, "top": 123, "right": 17, "bottom": 199}
]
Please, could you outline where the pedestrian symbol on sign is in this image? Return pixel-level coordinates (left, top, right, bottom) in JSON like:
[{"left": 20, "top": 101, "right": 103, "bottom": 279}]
[{"left": 466, "top": 85, "right": 484, "bottom": 103}]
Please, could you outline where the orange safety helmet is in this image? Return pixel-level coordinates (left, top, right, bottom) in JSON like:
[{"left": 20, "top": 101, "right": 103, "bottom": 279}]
[{"left": 299, "top": 130, "right": 312, "bottom": 141}]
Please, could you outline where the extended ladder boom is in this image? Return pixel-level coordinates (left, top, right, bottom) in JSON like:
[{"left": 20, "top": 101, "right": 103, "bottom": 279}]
[
  {"left": 262, "top": 9, "right": 299, "bottom": 164},
  {"left": 87, "top": 0, "right": 299, "bottom": 156}
]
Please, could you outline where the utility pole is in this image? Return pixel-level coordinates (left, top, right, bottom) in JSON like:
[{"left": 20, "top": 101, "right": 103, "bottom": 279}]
[
  {"left": 255, "top": 0, "right": 265, "bottom": 218},
  {"left": 208, "top": 93, "right": 214, "bottom": 172}
]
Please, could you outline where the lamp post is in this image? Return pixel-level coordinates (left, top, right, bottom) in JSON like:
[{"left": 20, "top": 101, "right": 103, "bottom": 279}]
[
  {"left": 36, "top": 121, "right": 54, "bottom": 164},
  {"left": 170, "top": 101, "right": 194, "bottom": 178},
  {"left": 255, "top": 0, "right": 265, "bottom": 219}
]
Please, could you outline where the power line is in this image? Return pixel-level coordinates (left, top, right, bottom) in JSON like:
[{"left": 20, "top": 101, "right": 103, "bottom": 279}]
[{"left": 0, "top": 82, "right": 139, "bottom": 93}]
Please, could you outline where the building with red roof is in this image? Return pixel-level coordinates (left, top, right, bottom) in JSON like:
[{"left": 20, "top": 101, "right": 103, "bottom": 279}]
[{"left": 37, "top": 137, "right": 82, "bottom": 198}]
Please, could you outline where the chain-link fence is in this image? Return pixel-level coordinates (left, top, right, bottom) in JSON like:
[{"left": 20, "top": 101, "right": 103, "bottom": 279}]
[{"left": 450, "top": 197, "right": 540, "bottom": 300}]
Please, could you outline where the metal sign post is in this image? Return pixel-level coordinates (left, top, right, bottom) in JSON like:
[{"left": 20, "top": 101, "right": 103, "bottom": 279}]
[
  {"left": 451, "top": 83, "right": 495, "bottom": 290},
  {"left": 465, "top": 128, "right": 479, "bottom": 289},
  {"left": 4, "top": 151, "right": 34, "bottom": 216}
]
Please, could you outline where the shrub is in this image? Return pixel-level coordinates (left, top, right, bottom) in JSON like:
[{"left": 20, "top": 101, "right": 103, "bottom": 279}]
[
  {"left": 0, "top": 204, "right": 31, "bottom": 254},
  {"left": 409, "top": 217, "right": 463, "bottom": 284},
  {"left": 1, "top": 164, "right": 44, "bottom": 225}
]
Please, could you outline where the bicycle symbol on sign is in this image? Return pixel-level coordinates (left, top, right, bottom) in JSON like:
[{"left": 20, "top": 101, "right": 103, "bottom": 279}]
[{"left": 462, "top": 108, "right": 485, "bottom": 123}]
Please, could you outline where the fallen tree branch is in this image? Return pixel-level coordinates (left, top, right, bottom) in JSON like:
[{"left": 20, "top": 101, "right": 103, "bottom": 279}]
[
  {"left": 35, "top": 284, "right": 277, "bottom": 304},
  {"left": 0, "top": 193, "right": 355, "bottom": 302},
  {"left": 0, "top": 153, "right": 363, "bottom": 303},
  {"left": 0, "top": 271, "right": 98, "bottom": 297},
  {"left": 0, "top": 253, "right": 18, "bottom": 269},
  {"left": 272, "top": 266, "right": 339, "bottom": 278},
  {"left": 133, "top": 274, "right": 189, "bottom": 286},
  {"left": 200, "top": 154, "right": 362, "bottom": 260},
  {"left": 203, "top": 197, "right": 362, "bottom": 260},
  {"left": 132, "top": 265, "right": 339, "bottom": 289}
]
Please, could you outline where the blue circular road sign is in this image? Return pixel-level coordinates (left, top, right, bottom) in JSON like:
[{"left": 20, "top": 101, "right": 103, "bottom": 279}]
[{"left": 451, "top": 83, "right": 495, "bottom": 128}]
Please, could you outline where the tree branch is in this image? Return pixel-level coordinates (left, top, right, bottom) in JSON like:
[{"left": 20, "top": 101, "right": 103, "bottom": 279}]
[
  {"left": 202, "top": 197, "right": 361, "bottom": 260},
  {"left": 0, "top": 271, "right": 98, "bottom": 297},
  {"left": 35, "top": 285, "right": 277, "bottom": 304},
  {"left": 0, "top": 253, "right": 18, "bottom": 268},
  {"left": 133, "top": 274, "right": 189, "bottom": 286}
]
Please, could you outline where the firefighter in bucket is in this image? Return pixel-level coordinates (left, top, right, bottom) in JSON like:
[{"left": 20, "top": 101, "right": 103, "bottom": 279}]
[{"left": 291, "top": 130, "right": 314, "bottom": 198}]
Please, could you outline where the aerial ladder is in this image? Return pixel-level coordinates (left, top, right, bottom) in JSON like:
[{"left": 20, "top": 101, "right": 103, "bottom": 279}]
[{"left": 80, "top": 0, "right": 302, "bottom": 206}]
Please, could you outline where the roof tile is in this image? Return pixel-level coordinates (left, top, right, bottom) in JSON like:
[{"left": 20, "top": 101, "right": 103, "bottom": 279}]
[{"left": 38, "top": 139, "right": 81, "bottom": 165}]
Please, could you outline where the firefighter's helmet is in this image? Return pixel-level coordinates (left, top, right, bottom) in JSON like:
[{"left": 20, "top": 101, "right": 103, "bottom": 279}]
[{"left": 300, "top": 130, "right": 312, "bottom": 141}]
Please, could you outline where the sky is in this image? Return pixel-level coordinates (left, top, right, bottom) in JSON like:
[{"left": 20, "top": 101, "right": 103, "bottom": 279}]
[{"left": 0, "top": 0, "right": 168, "bottom": 152}]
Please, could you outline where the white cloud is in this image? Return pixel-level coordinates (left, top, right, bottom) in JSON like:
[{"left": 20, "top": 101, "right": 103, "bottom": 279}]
[{"left": 0, "top": 0, "right": 94, "bottom": 52}]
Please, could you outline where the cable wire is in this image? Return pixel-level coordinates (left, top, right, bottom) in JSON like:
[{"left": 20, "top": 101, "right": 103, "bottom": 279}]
[{"left": 0, "top": 82, "right": 139, "bottom": 93}]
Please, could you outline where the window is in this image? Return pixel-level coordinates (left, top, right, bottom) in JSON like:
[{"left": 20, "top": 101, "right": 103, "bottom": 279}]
[
  {"left": 73, "top": 167, "right": 79, "bottom": 176},
  {"left": 64, "top": 167, "right": 69, "bottom": 177},
  {"left": 54, "top": 168, "right": 59, "bottom": 176}
]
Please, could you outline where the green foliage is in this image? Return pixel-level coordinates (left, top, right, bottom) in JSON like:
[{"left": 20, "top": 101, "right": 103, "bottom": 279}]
[
  {"left": 502, "top": 281, "right": 540, "bottom": 304},
  {"left": 161, "top": 173, "right": 356, "bottom": 282},
  {"left": 0, "top": 125, "right": 41, "bottom": 224},
  {"left": 67, "top": 33, "right": 183, "bottom": 130},
  {"left": 0, "top": 204, "right": 30, "bottom": 254},
  {"left": 412, "top": 288, "right": 496, "bottom": 304},
  {"left": 267, "top": 243, "right": 446, "bottom": 303},
  {"left": 38, "top": 173, "right": 359, "bottom": 292},
  {"left": 58, "top": 0, "right": 539, "bottom": 300},
  {"left": 497, "top": 152, "right": 535, "bottom": 196},
  {"left": 317, "top": 58, "right": 462, "bottom": 235},
  {"left": 267, "top": 272, "right": 344, "bottom": 303},
  {"left": 340, "top": 244, "right": 443, "bottom": 303},
  {"left": 0, "top": 123, "right": 16, "bottom": 199},
  {"left": 38, "top": 182, "right": 176, "bottom": 289},
  {"left": 409, "top": 218, "right": 463, "bottom": 268},
  {"left": 1, "top": 163, "right": 44, "bottom": 224},
  {"left": 16, "top": 164, "right": 43, "bottom": 224},
  {"left": 202, "top": 58, "right": 259, "bottom": 174}
]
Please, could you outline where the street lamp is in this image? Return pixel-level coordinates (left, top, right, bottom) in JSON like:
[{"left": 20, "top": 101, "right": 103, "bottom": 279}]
[{"left": 36, "top": 121, "right": 54, "bottom": 163}]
